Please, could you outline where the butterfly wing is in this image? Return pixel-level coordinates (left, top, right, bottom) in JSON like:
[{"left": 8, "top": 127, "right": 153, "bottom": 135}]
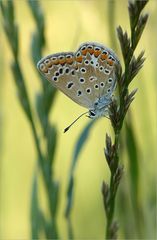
[
  {"left": 74, "top": 42, "right": 120, "bottom": 106},
  {"left": 37, "top": 52, "right": 93, "bottom": 108},
  {"left": 37, "top": 42, "right": 120, "bottom": 110}
]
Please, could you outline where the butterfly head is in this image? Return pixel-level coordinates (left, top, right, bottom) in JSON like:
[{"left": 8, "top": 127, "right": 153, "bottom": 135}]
[{"left": 88, "top": 97, "right": 112, "bottom": 119}]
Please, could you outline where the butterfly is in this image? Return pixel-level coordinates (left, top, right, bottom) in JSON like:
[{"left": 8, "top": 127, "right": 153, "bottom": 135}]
[{"left": 37, "top": 42, "right": 120, "bottom": 132}]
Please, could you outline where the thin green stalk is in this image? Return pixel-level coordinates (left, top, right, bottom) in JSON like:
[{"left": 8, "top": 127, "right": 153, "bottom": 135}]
[
  {"left": 65, "top": 120, "right": 96, "bottom": 239},
  {"left": 107, "top": 0, "right": 117, "bottom": 50},
  {"left": 28, "top": 1, "right": 59, "bottom": 237},
  {"left": 102, "top": 1, "right": 149, "bottom": 239},
  {"left": 1, "top": 1, "right": 59, "bottom": 238}
]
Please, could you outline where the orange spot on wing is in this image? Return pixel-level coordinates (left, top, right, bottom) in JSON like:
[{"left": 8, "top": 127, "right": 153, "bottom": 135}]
[
  {"left": 59, "top": 59, "right": 66, "bottom": 65},
  {"left": 87, "top": 48, "right": 94, "bottom": 54},
  {"left": 107, "top": 59, "right": 113, "bottom": 66},
  {"left": 47, "top": 60, "right": 53, "bottom": 68},
  {"left": 42, "top": 66, "right": 49, "bottom": 73},
  {"left": 76, "top": 56, "right": 83, "bottom": 63},
  {"left": 53, "top": 59, "right": 59, "bottom": 65},
  {"left": 94, "top": 50, "right": 101, "bottom": 57},
  {"left": 81, "top": 49, "right": 88, "bottom": 55},
  {"left": 100, "top": 53, "right": 108, "bottom": 60},
  {"left": 66, "top": 57, "right": 74, "bottom": 64}
]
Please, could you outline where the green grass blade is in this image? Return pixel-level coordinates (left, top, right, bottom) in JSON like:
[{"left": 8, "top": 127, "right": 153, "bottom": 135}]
[
  {"left": 125, "top": 119, "right": 144, "bottom": 238},
  {"left": 31, "top": 173, "right": 41, "bottom": 239},
  {"left": 65, "top": 119, "right": 97, "bottom": 218}
]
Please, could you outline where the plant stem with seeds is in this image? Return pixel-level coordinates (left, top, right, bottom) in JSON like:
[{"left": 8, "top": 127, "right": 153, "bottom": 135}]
[{"left": 102, "top": 1, "right": 149, "bottom": 239}]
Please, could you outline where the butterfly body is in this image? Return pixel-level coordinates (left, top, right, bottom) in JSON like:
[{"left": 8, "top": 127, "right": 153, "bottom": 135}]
[
  {"left": 88, "top": 95, "right": 112, "bottom": 119},
  {"left": 37, "top": 42, "right": 120, "bottom": 120}
]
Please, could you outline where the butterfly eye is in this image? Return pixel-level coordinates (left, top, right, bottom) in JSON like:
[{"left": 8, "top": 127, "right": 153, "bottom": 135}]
[{"left": 89, "top": 110, "right": 96, "bottom": 117}]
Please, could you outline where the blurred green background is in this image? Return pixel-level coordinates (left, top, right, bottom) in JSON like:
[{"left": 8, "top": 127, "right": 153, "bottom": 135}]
[{"left": 0, "top": 0, "right": 156, "bottom": 239}]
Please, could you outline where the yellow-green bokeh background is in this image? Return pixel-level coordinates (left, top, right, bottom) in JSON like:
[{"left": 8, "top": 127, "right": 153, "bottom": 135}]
[{"left": 0, "top": 0, "right": 156, "bottom": 239}]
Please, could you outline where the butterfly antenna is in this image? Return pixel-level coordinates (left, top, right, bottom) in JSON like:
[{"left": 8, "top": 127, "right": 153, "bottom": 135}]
[{"left": 64, "top": 111, "right": 89, "bottom": 133}]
